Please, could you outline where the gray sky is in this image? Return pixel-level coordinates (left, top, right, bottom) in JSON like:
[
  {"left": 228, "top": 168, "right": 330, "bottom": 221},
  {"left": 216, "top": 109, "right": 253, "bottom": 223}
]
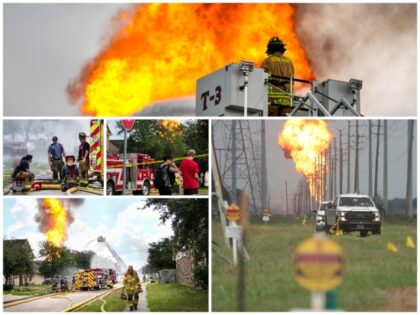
[
  {"left": 4, "top": 4, "right": 128, "bottom": 116},
  {"left": 4, "top": 3, "right": 417, "bottom": 116}
]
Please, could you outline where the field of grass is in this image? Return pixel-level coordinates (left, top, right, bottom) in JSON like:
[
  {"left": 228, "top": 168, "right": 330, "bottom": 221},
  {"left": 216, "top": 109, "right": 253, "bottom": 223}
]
[
  {"left": 3, "top": 285, "right": 51, "bottom": 296},
  {"left": 77, "top": 288, "right": 125, "bottom": 312},
  {"left": 147, "top": 283, "right": 208, "bottom": 312},
  {"left": 212, "top": 216, "right": 417, "bottom": 311}
]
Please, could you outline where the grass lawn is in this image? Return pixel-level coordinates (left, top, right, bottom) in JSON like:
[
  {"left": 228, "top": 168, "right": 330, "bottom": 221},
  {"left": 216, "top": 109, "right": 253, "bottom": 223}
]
[
  {"left": 4, "top": 285, "right": 51, "bottom": 296},
  {"left": 147, "top": 283, "right": 208, "bottom": 312},
  {"left": 212, "top": 216, "right": 417, "bottom": 311},
  {"left": 77, "top": 288, "right": 125, "bottom": 312}
]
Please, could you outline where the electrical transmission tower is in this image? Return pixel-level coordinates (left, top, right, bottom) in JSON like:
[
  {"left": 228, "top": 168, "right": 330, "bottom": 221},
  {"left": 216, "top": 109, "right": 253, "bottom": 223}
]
[{"left": 213, "top": 120, "right": 266, "bottom": 215}]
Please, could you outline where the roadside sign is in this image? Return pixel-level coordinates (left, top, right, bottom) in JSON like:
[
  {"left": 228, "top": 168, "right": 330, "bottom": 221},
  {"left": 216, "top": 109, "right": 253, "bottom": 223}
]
[
  {"left": 225, "top": 204, "right": 240, "bottom": 221},
  {"left": 263, "top": 216, "right": 270, "bottom": 222},
  {"left": 293, "top": 236, "right": 344, "bottom": 292},
  {"left": 121, "top": 119, "right": 135, "bottom": 131},
  {"left": 226, "top": 226, "right": 242, "bottom": 240}
]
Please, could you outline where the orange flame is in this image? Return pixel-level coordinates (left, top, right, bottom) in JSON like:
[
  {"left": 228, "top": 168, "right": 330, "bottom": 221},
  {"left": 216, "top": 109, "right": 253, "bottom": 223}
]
[
  {"left": 68, "top": 3, "right": 314, "bottom": 116},
  {"left": 42, "top": 199, "right": 71, "bottom": 247},
  {"left": 279, "top": 120, "right": 332, "bottom": 200},
  {"left": 157, "top": 120, "right": 182, "bottom": 142}
]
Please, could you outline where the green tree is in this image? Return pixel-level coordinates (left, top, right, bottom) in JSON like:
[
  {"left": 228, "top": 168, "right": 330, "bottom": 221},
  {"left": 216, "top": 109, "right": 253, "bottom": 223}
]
[
  {"left": 38, "top": 242, "right": 75, "bottom": 278},
  {"left": 72, "top": 250, "right": 95, "bottom": 270},
  {"left": 145, "top": 199, "right": 208, "bottom": 288},
  {"left": 147, "top": 237, "right": 176, "bottom": 272},
  {"left": 3, "top": 240, "right": 34, "bottom": 285}
]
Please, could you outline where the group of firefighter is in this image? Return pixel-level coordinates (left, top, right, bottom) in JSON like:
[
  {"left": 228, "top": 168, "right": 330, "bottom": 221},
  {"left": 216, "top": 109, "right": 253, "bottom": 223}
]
[{"left": 12, "top": 132, "right": 91, "bottom": 186}]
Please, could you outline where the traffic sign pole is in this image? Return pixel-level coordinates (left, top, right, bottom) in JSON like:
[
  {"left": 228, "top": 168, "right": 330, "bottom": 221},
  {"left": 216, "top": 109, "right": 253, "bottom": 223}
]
[
  {"left": 120, "top": 119, "right": 135, "bottom": 195},
  {"left": 123, "top": 129, "right": 127, "bottom": 195}
]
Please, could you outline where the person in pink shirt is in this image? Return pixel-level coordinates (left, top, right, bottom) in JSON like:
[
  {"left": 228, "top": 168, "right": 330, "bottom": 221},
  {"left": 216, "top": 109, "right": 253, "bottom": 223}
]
[{"left": 179, "top": 149, "right": 200, "bottom": 195}]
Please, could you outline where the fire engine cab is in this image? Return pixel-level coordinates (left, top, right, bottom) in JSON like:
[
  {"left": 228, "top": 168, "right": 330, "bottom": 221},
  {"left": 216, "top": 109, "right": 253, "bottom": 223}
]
[
  {"left": 106, "top": 153, "right": 155, "bottom": 195},
  {"left": 73, "top": 268, "right": 117, "bottom": 291}
]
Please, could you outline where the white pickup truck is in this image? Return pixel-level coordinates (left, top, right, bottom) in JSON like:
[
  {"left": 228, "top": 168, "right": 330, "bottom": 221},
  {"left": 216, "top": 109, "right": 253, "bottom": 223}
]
[{"left": 325, "top": 194, "right": 381, "bottom": 237}]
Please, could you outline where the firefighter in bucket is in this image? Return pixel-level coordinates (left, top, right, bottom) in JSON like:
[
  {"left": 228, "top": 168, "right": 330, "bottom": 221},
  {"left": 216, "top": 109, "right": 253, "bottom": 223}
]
[
  {"left": 122, "top": 266, "right": 142, "bottom": 311},
  {"left": 261, "top": 36, "right": 295, "bottom": 116}
]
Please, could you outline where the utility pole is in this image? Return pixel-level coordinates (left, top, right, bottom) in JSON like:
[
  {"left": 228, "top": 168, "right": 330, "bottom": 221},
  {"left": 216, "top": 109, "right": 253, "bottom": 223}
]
[
  {"left": 383, "top": 120, "right": 388, "bottom": 216},
  {"left": 333, "top": 139, "right": 337, "bottom": 198},
  {"left": 285, "top": 181, "right": 289, "bottom": 216},
  {"left": 369, "top": 120, "right": 373, "bottom": 196},
  {"left": 354, "top": 120, "right": 359, "bottom": 193},
  {"left": 339, "top": 129, "right": 343, "bottom": 194},
  {"left": 261, "top": 121, "right": 268, "bottom": 211},
  {"left": 347, "top": 121, "right": 351, "bottom": 193},
  {"left": 374, "top": 120, "right": 381, "bottom": 198},
  {"left": 231, "top": 120, "right": 237, "bottom": 204},
  {"left": 406, "top": 120, "right": 414, "bottom": 218}
]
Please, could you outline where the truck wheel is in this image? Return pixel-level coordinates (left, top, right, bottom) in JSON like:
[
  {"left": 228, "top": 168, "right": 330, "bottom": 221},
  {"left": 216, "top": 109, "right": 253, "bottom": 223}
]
[
  {"left": 325, "top": 224, "right": 331, "bottom": 235},
  {"left": 372, "top": 226, "right": 381, "bottom": 235},
  {"left": 106, "top": 181, "right": 115, "bottom": 196},
  {"left": 360, "top": 230, "right": 369, "bottom": 237},
  {"left": 142, "top": 182, "right": 151, "bottom": 195}
]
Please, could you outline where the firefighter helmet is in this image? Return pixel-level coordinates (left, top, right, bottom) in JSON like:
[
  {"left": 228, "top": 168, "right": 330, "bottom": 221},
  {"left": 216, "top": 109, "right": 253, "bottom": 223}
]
[
  {"left": 266, "top": 36, "right": 286, "bottom": 54},
  {"left": 78, "top": 132, "right": 86, "bottom": 139},
  {"left": 65, "top": 155, "right": 76, "bottom": 163}
]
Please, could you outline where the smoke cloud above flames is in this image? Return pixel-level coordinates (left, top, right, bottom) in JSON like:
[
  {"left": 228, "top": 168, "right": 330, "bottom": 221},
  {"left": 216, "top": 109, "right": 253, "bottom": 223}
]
[
  {"left": 295, "top": 3, "right": 416, "bottom": 116},
  {"left": 35, "top": 199, "right": 83, "bottom": 247}
]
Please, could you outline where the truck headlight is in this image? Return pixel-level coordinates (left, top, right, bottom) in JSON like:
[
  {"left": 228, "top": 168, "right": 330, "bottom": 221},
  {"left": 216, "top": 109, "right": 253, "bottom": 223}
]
[
  {"left": 374, "top": 212, "right": 380, "bottom": 221},
  {"left": 340, "top": 212, "right": 347, "bottom": 221}
]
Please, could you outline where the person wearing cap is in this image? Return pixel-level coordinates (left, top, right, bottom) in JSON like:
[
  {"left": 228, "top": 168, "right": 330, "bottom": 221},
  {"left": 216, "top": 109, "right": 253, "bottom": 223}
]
[
  {"left": 62, "top": 155, "right": 79, "bottom": 180},
  {"left": 48, "top": 136, "right": 66, "bottom": 180},
  {"left": 179, "top": 149, "right": 200, "bottom": 195},
  {"left": 77, "top": 132, "right": 90, "bottom": 179},
  {"left": 261, "top": 36, "right": 295, "bottom": 93}
]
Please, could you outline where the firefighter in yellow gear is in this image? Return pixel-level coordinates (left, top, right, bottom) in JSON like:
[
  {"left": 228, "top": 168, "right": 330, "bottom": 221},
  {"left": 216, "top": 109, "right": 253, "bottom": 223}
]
[
  {"left": 261, "top": 37, "right": 295, "bottom": 116},
  {"left": 123, "top": 266, "right": 141, "bottom": 311}
]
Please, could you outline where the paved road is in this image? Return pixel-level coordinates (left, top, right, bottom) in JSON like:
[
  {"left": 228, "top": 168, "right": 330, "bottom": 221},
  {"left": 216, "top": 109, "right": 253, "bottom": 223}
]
[
  {"left": 123, "top": 284, "right": 150, "bottom": 312},
  {"left": 4, "top": 290, "right": 110, "bottom": 312}
]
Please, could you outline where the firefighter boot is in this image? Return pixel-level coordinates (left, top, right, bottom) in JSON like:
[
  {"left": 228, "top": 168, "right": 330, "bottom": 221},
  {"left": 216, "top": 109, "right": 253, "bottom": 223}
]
[{"left": 129, "top": 306, "right": 133, "bottom": 311}]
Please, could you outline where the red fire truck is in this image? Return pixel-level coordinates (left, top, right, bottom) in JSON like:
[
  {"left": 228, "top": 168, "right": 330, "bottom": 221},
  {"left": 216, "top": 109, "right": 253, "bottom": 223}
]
[
  {"left": 106, "top": 153, "right": 156, "bottom": 195},
  {"left": 73, "top": 268, "right": 117, "bottom": 290}
]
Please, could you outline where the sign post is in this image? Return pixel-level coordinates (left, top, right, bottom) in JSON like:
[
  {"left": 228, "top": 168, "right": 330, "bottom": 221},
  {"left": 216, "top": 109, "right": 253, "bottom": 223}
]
[
  {"left": 262, "top": 208, "right": 271, "bottom": 224},
  {"left": 293, "top": 234, "right": 344, "bottom": 311},
  {"left": 121, "top": 120, "right": 135, "bottom": 195},
  {"left": 225, "top": 204, "right": 241, "bottom": 265}
]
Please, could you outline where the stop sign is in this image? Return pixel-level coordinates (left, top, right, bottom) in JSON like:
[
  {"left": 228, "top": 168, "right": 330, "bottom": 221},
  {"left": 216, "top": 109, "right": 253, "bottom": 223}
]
[{"left": 121, "top": 119, "right": 135, "bottom": 131}]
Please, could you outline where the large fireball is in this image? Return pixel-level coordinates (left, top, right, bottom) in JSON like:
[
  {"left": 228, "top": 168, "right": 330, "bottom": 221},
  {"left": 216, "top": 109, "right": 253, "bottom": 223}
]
[
  {"left": 68, "top": 3, "right": 314, "bottom": 116},
  {"left": 279, "top": 120, "right": 332, "bottom": 200}
]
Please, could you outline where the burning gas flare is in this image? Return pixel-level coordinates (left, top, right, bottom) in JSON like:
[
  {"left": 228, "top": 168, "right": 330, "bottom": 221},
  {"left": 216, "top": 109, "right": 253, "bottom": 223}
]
[
  {"left": 68, "top": 3, "right": 314, "bottom": 116},
  {"left": 157, "top": 120, "right": 182, "bottom": 141},
  {"left": 36, "top": 199, "right": 74, "bottom": 247},
  {"left": 279, "top": 120, "right": 332, "bottom": 200}
]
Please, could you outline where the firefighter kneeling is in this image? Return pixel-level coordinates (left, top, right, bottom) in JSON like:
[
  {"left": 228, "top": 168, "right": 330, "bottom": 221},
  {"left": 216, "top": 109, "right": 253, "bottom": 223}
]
[
  {"left": 123, "top": 266, "right": 142, "bottom": 311},
  {"left": 61, "top": 155, "right": 80, "bottom": 192}
]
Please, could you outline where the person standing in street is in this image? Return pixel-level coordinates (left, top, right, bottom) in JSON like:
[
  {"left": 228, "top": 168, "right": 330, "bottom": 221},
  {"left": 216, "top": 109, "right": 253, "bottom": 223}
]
[
  {"left": 123, "top": 266, "right": 141, "bottom": 311},
  {"left": 48, "top": 136, "right": 66, "bottom": 180},
  {"left": 179, "top": 149, "right": 200, "bottom": 195},
  {"left": 157, "top": 155, "right": 179, "bottom": 195},
  {"left": 77, "top": 132, "right": 90, "bottom": 180}
]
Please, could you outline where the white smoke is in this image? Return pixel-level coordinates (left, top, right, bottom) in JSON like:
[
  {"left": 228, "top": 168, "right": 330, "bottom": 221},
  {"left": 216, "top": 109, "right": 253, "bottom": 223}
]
[{"left": 295, "top": 3, "right": 416, "bottom": 116}]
